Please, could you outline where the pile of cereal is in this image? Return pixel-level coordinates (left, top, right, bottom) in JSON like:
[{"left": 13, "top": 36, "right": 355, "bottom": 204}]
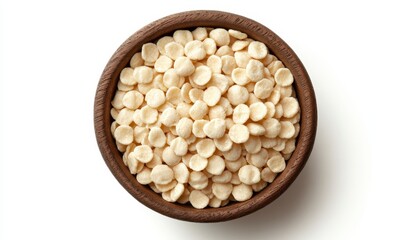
[{"left": 110, "top": 27, "right": 301, "bottom": 209}]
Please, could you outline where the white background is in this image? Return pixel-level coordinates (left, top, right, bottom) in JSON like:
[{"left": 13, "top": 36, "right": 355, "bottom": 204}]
[{"left": 1, "top": 0, "right": 414, "bottom": 239}]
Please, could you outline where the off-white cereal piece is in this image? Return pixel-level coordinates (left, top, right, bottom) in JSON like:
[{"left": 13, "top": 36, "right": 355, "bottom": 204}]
[
  {"left": 176, "top": 118, "right": 193, "bottom": 138},
  {"left": 238, "top": 165, "right": 261, "bottom": 185},
  {"left": 209, "top": 28, "right": 230, "bottom": 46},
  {"left": 173, "top": 30, "right": 193, "bottom": 46},
  {"left": 264, "top": 102, "right": 276, "bottom": 119},
  {"left": 267, "top": 60, "right": 284, "bottom": 75},
  {"left": 189, "top": 154, "right": 208, "bottom": 171},
  {"left": 261, "top": 167, "right": 277, "bottom": 183},
  {"left": 116, "top": 141, "right": 127, "bottom": 152},
  {"left": 227, "top": 85, "right": 249, "bottom": 106},
  {"left": 170, "top": 137, "right": 188, "bottom": 156},
  {"left": 133, "top": 126, "right": 148, "bottom": 143},
  {"left": 278, "top": 85, "right": 293, "bottom": 98},
  {"left": 231, "top": 68, "right": 250, "bottom": 85},
  {"left": 234, "top": 51, "right": 251, "bottom": 68},
  {"left": 111, "top": 121, "right": 118, "bottom": 136},
  {"left": 224, "top": 118, "right": 234, "bottom": 130},
  {"left": 282, "top": 138, "right": 296, "bottom": 155},
  {"left": 181, "top": 154, "right": 192, "bottom": 168},
  {"left": 116, "top": 108, "right": 134, "bottom": 125},
  {"left": 220, "top": 55, "right": 236, "bottom": 75},
  {"left": 267, "top": 155, "right": 286, "bottom": 173},
  {"left": 186, "top": 134, "right": 196, "bottom": 145},
  {"left": 118, "top": 81, "right": 134, "bottom": 92},
  {"left": 246, "top": 82, "right": 255, "bottom": 93},
  {"left": 223, "top": 143, "right": 242, "bottom": 161},
  {"left": 275, "top": 68, "right": 294, "bottom": 87},
  {"left": 169, "top": 183, "right": 184, "bottom": 202},
  {"left": 283, "top": 153, "right": 293, "bottom": 160},
  {"left": 148, "top": 127, "right": 166, "bottom": 148},
  {"left": 150, "top": 164, "right": 174, "bottom": 185},
  {"left": 216, "top": 46, "right": 233, "bottom": 57},
  {"left": 196, "top": 139, "right": 216, "bottom": 158},
  {"left": 144, "top": 61, "right": 155, "bottom": 67},
  {"left": 180, "top": 83, "right": 192, "bottom": 103},
  {"left": 208, "top": 105, "right": 226, "bottom": 120},
  {"left": 122, "top": 90, "right": 143, "bottom": 110},
  {"left": 263, "top": 118, "right": 281, "bottom": 138},
  {"left": 189, "top": 88, "right": 204, "bottom": 103},
  {"left": 160, "top": 107, "right": 180, "bottom": 127},
  {"left": 261, "top": 137, "right": 278, "bottom": 148},
  {"left": 232, "top": 183, "right": 253, "bottom": 201},
  {"left": 206, "top": 155, "right": 225, "bottom": 175},
  {"left": 162, "top": 69, "right": 179, "bottom": 88},
  {"left": 149, "top": 183, "right": 161, "bottom": 193},
  {"left": 133, "top": 145, "right": 153, "bottom": 163},
  {"left": 229, "top": 124, "right": 250, "bottom": 144},
  {"left": 184, "top": 40, "right": 206, "bottom": 60},
  {"left": 136, "top": 167, "right": 152, "bottom": 184},
  {"left": 177, "top": 188, "right": 190, "bottom": 204},
  {"left": 192, "top": 27, "right": 208, "bottom": 41},
  {"left": 225, "top": 156, "right": 245, "bottom": 172},
  {"left": 207, "top": 74, "right": 229, "bottom": 94},
  {"left": 254, "top": 79, "right": 273, "bottom": 99},
  {"left": 228, "top": 29, "right": 247, "bottom": 39},
  {"left": 190, "top": 66, "right": 212, "bottom": 86},
  {"left": 151, "top": 74, "right": 166, "bottom": 92},
  {"left": 165, "top": 42, "right": 184, "bottom": 60},
  {"left": 111, "top": 91, "right": 125, "bottom": 109},
  {"left": 214, "top": 134, "right": 233, "bottom": 152},
  {"left": 203, "top": 86, "right": 221, "bottom": 107},
  {"left": 249, "top": 102, "right": 267, "bottom": 122},
  {"left": 293, "top": 123, "right": 300, "bottom": 138},
  {"left": 230, "top": 172, "right": 241, "bottom": 185},
  {"left": 247, "top": 93, "right": 260, "bottom": 105},
  {"left": 247, "top": 148, "right": 268, "bottom": 168},
  {"left": 202, "top": 38, "right": 217, "bottom": 55},
  {"left": 130, "top": 52, "right": 144, "bottom": 68},
  {"left": 243, "top": 136, "right": 262, "bottom": 154},
  {"left": 189, "top": 190, "right": 209, "bottom": 209},
  {"left": 141, "top": 43, "right": 159, "bottom": 63},
  {"left": 145, "top": 89, "right": 165, "bottom": 108},
  {"left": 212, "top": 183, "right": 232, "bottom": 200},
  {"left": 212, "top": 170, "right": 232, "bottom": 183},
  {"left": 192, "top": 119, "right": 209, "bottom": 138},
  {"left": 173, "top": 163, "right": 189, "bottom": 183},
  {"left": 279, "top": 121, "right": 295, "bottom": 139},
  {"left": 154, "top": 55, "right": 173, "bottom": 73},
  {"left": 252, "top": 180, "right": 268, "bottom": 192},
  {"left": 156, "top": 36, "right": 174, "bottom": 55},
  {"left": 189, "top": 100, "right": 208, "bottom": 120},
  {"left": 114, "top": 125, "right": 133, "bottom": 145},
  {"left": 248, "top": 41, "right": 268, "bottom": 59},
  {"left": 280, "top": 97, "right": 300, "bottom": 118},
  {"left": 120, "top": 67, "right": 136, "bottom": 85},
  {"left": 171, "top": 59, "right": 194, "bottom": 79},
  {"left": 232, "top": 104, "right": 250, "bottom": 124},
  {"left": 165, "top": 87, "right": 181, "bottom": 105},
  {"left": 156, "top": 180, "right": 177, "bottom": 192},
  {"left": 206, "top": 55, "right": 222, "bottom": 73},
  {"left": 217, "top": 97, "right": 232, "bottom": 116},
  {"left": 231, "top": 40, "right": 250, "bottom": 51},
  {"left": 146, "top": 154, "right": 162, "bottom": 168},
  {"left": 132, "top": 110, "right": 142, "bottom": 125},
  {"left": 139, "top": 106, "right": 158, "bottom": 124},
  {"left": 189, "top": 171, "right": 209, "bottom": 190},
  {"left": 209, "top": 197, "right": 222, "bottom": 208},
  {"left": 162, "top": 147, "right": 181, "bottom": 166},
  {"left": 246, "top": 60, "right": 264, "bottom": 82},
  {"left": 272, "top": 138, "right": 286, "bottom": 152},
  {"left": 176, "top": 102, "right": 191, "bottom": 118},
  {"left": 274, "top": 103, "right": 284, "bottom": 119},
  {"left": 203, "top": 118, "right": 226, "bottom": 139}
]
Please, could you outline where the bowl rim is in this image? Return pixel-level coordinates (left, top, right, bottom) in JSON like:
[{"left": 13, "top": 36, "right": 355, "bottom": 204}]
[{"left": 94, "top": 10, "right": 317, "bottom": 222}]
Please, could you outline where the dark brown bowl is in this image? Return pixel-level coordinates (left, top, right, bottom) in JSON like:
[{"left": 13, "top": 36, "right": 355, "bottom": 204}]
[{"left": 94, "top": 10, "right": 317, "bottom": 222}]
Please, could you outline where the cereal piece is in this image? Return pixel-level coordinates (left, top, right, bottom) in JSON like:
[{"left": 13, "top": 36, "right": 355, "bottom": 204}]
[
  {"left": 148, "top": 127, "right": 166, "bottom": 148},
  {"left": 280, "top": 97, "right": 300, "bottom": 118},
  {"left": 162, "top": 147, "right": 181, "bottom": 166},
  {"left": 279, "top": 121, "right": 295, "bottom": 139},
  {"left": 189, "top": 171, "right": 209, "bottom": 190},
  {"left": 247, "top": 93, "right": 260, "bottom": 105},
  {"left": 133, "top": 126, "right": 148, "bottom": 143},
  {"left": 165, "top": 87, "right": 181, "bottom": 106},
  {"left": 229, "top": 124, "right": 250, "bottom": 144},
  {"left": 203, "top": 86, "right": 221, "bottom": 106},
  {"left": 173, "top": 163, "right": 189, "bottom": 183},
  {"left": 209, "top": 197, "right": 222, "bottom": 208},
  {"left": 110, "top": 121, "right": 119, "bottom": 136},
  {"left": 234, "top": 51, "right": 251, "bottom": 68},
  {"left": 227, "top": 85, "right": 249, "bottom": 106},
  {"left": 208, "top": 74, "right": 229, "bottom": 94},
  {"left": 173, "top": 30, "right": 193, "bottom": 46},
  {"left": 152, "top": 74, "right": 167, "bottom": 92},
  {"left": 189, "top": 88, "right": 204, "bottom": 103},
  {"left": 267, "top": 60, "right": 284, "bottom": 75},
  {"left": 160, "top": 107, "right": 180, "bottom": 127},
  {"left": 156, "top": 36, "right": 174, "bottom": 55},
  {"left": 206, "top": 155, "right": 225, "bottom": 175},
  {"left": 249, "top": 102, "right": 267, "bottom": 122},
  {"left": 146, "top": 153, "right": 162, "bottom": 168},
  {"left": 150, "top": 165, "right": 174, "bottom": 184},
  {"left": 192, "top": 119, "right": 209, "bottom": 138},
  {"left": 231, "top": 68, "right": 250, "bottom": 85},
  {"left": 206, "top": 55, "right": 222, "bottom": 73},
  {"left": 177, "top": 188, "right": 190, "bottom": 204},
  {"left": 156, "top": 180, "right": 177, "bottom": 192},
  {"left": 212, "top": 170, "right": 232, "bottom": 183},
  {"left": 203, "top": 118, "right": 226, "bottom": 139},
  {"left": 218, "top": 97, "right": 233, "bottom": 116},
  {"left": 209, "top": 28, "right": 230, "bottom": 46},
  {"left": 145, "top": 89, "right": 165, "bottom": 108},
  {"left": 114, "top": 125, "right": 133, "bottom": 145},
  {"left": 214, "top": 134, "right": 233, "bottom": 152},
  {"left": 267, "top": 154, "right": 286, "bottom": 173},
  {"left": 248, "top": 41, "right": 268, "bottom": 59},
  {"left": 212, "top": 183, "right": 233, "bottom": 200},
  {"left": 216, "top": 46, "right": 233, "bottom": 57},
  {"left": 176, "top": 117, "right": 193, "bottom": 138},
  {"left": 115, "top": 141, "right": 127, "bottom": 152},
  {"left": 254, "top": 79, "right": 273, "bottom": 99},
  {"left": 247, "top": 148, "right": 268, "bottom": 168},
  {"left": 232, "top": 104, "right": 250, "bottom": 124},
  {"left": 190, "top": 66, "right": 212, "bottom": 86},
  {"left": 202, "top": 38, "right": 217, "bottom": 55},
  {"left": 189, "top": 100, "right": 208, "bottom": 120},
  {"left": 196, "top": 139, "right": 216, "bottom": 158},
  {"left": 189, "top": 154, "right": 208, "bottom": 171},
  {"left": 264, "top": 102, "right": 276, "bottom": 119},
  {"left": 246, "top": 60, "right": 264, "bottom": 82},
  {"left": 141, "top": 43, "right": 159, "bottom": 63},
  {"left": 278, "top": 85, "right": 293, "bottom": 98},
  {"left": 221, "top": 55, "right": 236, "bottom": 75},
  {"left": 165, "top": 42, "right": 184, "bottom": 60},
  {"left": 169, "top": 183, "right": 185, "bottom": 202},
  {"left": 130, "top": 52, "right": 144, "bottom": 68},
  {"left": 274, "top": 103, "right": 284, "bottom": 118},
  {"left": 184, "top": 40, "right": 206, "bottom": 60},
  {"left": 263, "top": 118, "right": 281, "bottom": 138},
  {"left": 181, "top": 154, "right": 192, "bottom": 168},
  {"left": 175, "top": 102, "right": 191, "bottom": 118},
  {"left": 170, "top": 137, "right": 188, "bottom": 156},
  {"left": 238, "top": 165, "right": 261, "bottom": 185},
  {"left": 136, "top": 167, "right": 152, "bottom": 184},
  {"left": 222, "top": 143, "right": 242, "bottom": 161},
  {"left": 232, "top": 40, "right": 250, "bottom": 51},
  {"left": 209, "top": 105, "right": 226, "bottom": 120},
  {"left": 122, "top": 90, "right": 143, "bottom": 110},
  {"left": 243, "top": 136, "right": 261, "bottom": 154},
  {"left": 192, "top": 27, "right": 208, "bottom": 41},
  {"left": 111, "top": 91, "right": 126, "bottom": 109},
  {"left": 260, "top": 167, "right": 277, "bottom": 183},
  {"left": 162, "top": 69, "right": 179, "bottom": 88},
  {"left": 225, "top": 156, "right": 245, "bottom": 172},
  {"left": 180, "top": 83, "right": 192, "bottom": 103},
  {"left": 261, "top": 137, "right": 278, "bottom": 148},
  {"left": 252, "top": 180, "right": 268, "bottom": 192},
  {"left": 120, "top": 67, "right": 136, "bottom": 85},
  {"left": 154, "top": 55, "right": 173, "bottom": 73},
  {"left": 228, "top": 29, "right": 247, "bottom": 39},
  {"left": 116, "top": 108, "right": 134, "bottom": 125},
  {"left": 232, "top": 183, "right": 253, "bottom": 201},
  {"left": 282, "top": 138, "right": 296, "bottom": 155},
  {"left": 275, "top": 68, "right": 294, "bottom": 87},
  {"left": 133, "top": 145, "right": 153, "bottom": 163},
  {"left": 189, "top": 190, "right": 209, "bottom": 209}
]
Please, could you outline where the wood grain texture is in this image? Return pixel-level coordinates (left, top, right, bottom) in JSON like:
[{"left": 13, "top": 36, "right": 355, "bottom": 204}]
[{"left": 94, "top": 10, "right": 317, "bottom": 222}]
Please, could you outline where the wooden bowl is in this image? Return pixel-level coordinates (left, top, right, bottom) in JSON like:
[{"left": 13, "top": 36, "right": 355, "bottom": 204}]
[{"left": 94, "top": 10, "right": 317, "bottom": 222}]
